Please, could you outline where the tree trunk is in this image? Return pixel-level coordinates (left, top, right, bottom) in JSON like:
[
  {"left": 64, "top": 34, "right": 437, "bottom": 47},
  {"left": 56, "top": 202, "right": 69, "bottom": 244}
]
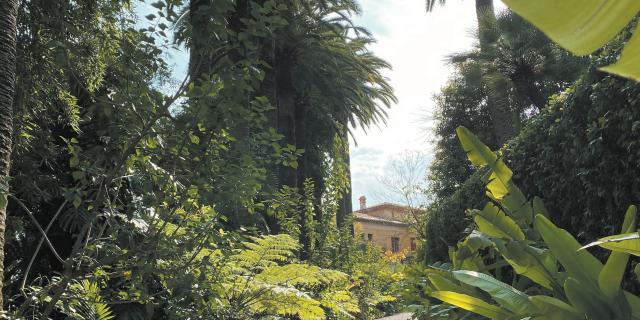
[
  {"left": 275, "top": 49, "right": 297, "bottom": 190},
  {"left": 188, "top": 0, "right": 213, "bottom": 82},
  {"left": 475, "top": 0, "right": 495, "bottom": 52},
  {"left": 0, "top": 0, "right": 19, "bottom": 309},
  {"left": 475, "top": 0, "right": 515, "bottom": 144},
  {"left": 295, "top": 99, "right": 312, "bottom": 259},
  {"left": 336, "top": 127, "right": 352, "bottom": 232}
]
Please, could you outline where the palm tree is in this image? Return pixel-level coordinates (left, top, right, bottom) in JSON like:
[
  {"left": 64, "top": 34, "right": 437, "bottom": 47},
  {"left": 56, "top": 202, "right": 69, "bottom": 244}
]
[
  {"left": 269, "top": 0, "right": 395, "bottom": 256},
  {"left": 183, "top": 0, "right": 395, "bottom": 257},
  {"left": 0, "top": 0, "right": 19, "bottom": 308},
  {"left": 427, "top": 0, "right": 518, "bottom": 143}
]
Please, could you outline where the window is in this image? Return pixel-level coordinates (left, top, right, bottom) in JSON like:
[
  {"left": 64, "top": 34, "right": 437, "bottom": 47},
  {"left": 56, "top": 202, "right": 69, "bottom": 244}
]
[
  {"left": 410, "top": 238, "right": 416, "bottom": 251},
  {"left": 367, "top": 234, "right": 373, "bottom": 241},
  {"left": 391, "top": 237, "right": 400, "bottom": 253}
]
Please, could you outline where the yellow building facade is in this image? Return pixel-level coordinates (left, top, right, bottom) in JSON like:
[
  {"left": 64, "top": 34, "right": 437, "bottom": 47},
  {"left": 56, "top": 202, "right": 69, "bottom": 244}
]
[{"left": 353, "top": 196, "right": 417, "bottom": 253}]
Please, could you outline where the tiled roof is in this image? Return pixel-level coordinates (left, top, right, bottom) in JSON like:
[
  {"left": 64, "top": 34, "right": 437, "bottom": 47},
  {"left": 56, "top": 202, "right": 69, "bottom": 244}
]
[
  {"left": 353, "top": 212, "right": 410, "bottom": 226},
  {"left": 353, "top": 202, "right": 410, "bottom": 214}
]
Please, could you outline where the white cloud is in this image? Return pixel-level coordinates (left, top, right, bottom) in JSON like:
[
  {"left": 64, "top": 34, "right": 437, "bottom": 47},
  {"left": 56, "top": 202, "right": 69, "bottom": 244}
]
[{"left": 349, "top": 0, "right": 492, "bottom": 206}]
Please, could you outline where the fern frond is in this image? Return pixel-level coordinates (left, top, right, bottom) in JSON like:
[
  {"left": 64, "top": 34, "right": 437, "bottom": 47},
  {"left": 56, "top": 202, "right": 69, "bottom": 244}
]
[
  {"left": 320, "top": 290, "right": 359, "bottom": 318},
  {"left": 256, "top": 264, "right": 348, "bottom": 289},
  {"left": 61, "top": 280, "right": 115, "bottom": 320},
  {"left": 231, "top": 234, "right": 300, "bottom": 272},
  {"left": 249, "top": 284, "right": 326, "bottom": 320}
]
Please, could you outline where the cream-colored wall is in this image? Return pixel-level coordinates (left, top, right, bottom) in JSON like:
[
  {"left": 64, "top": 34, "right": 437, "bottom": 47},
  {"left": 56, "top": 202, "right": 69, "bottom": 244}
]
[{"left": 355, "top": 220, "right": 416, "bottom": 252}]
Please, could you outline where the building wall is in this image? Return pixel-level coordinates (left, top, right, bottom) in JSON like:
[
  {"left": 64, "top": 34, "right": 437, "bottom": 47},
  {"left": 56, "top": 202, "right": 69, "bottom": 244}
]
[{"left": 355, "top": 220, "right": 416, "bottom": 252}]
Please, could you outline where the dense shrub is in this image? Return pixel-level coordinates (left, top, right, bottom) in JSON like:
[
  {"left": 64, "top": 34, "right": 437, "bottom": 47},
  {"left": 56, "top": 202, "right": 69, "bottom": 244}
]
[
  {"left": 505, "top": 64, "right": 640, "bottom": 244},
  {"left": 423, "top": 170, "right": 486, "bottom": 262},
  {"left": 422, "top": 127, "right": 640, "bottom": 320},
  {"left": 423, "top": 34, "right": 640, "bottom": 262}
]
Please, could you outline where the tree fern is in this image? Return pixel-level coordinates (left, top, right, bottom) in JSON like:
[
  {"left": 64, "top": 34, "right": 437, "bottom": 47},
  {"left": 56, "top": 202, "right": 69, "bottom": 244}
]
[
  {"left": 60, "top": 280, "right": 115, "bottom": 320},
  {"left": 218, "top": 234, "right": 357, "bottom": 320},
  {"left": 230, "top": 234, "right": 300, "bottom": 272}
]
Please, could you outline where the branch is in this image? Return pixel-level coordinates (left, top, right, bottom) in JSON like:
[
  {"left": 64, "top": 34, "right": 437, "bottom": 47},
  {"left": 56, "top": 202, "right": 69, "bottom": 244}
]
[
  {"left": 9, "top": 195, "right": 65, "bottom": 264},
  {"left": 20, "top": 199, "right": 69, "bottom": 291}
]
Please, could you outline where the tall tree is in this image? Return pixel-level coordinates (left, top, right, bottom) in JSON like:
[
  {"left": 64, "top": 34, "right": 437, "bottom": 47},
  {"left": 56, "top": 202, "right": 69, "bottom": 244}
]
[
  {"left": 428, "top": 0, "right": 518, "bottom": 143},
  {"left": 0, "top": 0, "right": 19, "bottom": 308},
  {"left": 264, "top": 0, "right": 395, "bottom": 254},
  {"left": 424, "top": 10, "right": 587, "bottom": 262}
]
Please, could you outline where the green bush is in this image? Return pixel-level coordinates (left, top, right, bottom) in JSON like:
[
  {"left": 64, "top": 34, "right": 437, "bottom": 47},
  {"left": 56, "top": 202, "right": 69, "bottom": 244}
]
[
  {"left": 505, "top": 67, "right": 640, "bottom": 244},
  {"left": 422, "top": 127, "right": 640, "bottom": 320},
  {"left": 423, "top": 170, "right": 486, "bottom": 263},
  {"left": 424, "top": 35, "right": 640, "bottom": 264}
]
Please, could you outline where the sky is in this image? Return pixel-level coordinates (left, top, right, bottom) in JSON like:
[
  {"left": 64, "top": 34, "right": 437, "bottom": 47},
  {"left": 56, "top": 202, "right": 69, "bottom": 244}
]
[{"left": 349, "top": 0, "right": 502, "bottom": 206}]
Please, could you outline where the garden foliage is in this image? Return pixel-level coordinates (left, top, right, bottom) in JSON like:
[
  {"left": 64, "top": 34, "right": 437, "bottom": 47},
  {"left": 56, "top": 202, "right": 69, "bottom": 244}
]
[
  {"left": 2, "top": 0, "right": 399, "bottom": 319},
  {"left": 424, "top": 9, "right": 587, "bottom": 263},
  {"left": 419, "top": 127, "right": 640, "bottom": 319}
]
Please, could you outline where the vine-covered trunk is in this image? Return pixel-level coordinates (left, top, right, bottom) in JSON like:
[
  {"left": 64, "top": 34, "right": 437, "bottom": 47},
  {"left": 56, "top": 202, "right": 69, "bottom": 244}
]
[
  {"left": 275, "top": 48, "right": 298, "bottom": 191},
  {"left": 336, "top": 126, "right": 352, "bottom": 232},
  {"left": 0, "top": 0, "right": 19, "bottom": 309},
  {"left": 295, "top": 99, "right": 312, "bottom": 259}
]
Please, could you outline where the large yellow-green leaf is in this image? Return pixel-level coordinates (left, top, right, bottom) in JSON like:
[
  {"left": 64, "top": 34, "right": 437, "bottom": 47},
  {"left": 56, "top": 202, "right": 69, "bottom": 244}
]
[
  {"left": 452, "top": 270, "right": 538, "bottom": 316},
  {"left": 474, "top": 203, "right": 525, "bottom": 241},
  {"left": 624, "top": 291, "right": 640, "bottom": 318},
  {"left": 430, "top": 291, "right": 514, "bottom": 320},
  {"left": 428, "top": 274, "right": 474, "bottom": 296},
  {"left": 456, "top": 126, "right": 512, "bottom": 200},
  {"left": 456, "top": 127, "right": 532, "bottom": 223},
  {"left": 534, "top": 214, "right": 602, "bottom": 285},
  {"left": 530, "top": 295, "right": 582, "bottom": 320},
  {"left": 600, "top": 30, "right": 640, "bottom": 80},
  {"left": 532, "top": 197, "right": 549, "bottom": 217},
  {"left": 458, "top": 230, "right": 493, "bottom": 254},
  {"left": 598, "top": 205, "right": 637, "bottom": 300},
  {"left": 484, "top": 184, "right": 532, "bottom": 224},
  {"left": 494, "top": 240, "right": 557, "bottom": 290},
  {"left": 583, "top": 232, "right": 640, "bottom": 256},
  {"left": 564, "top": 277, "right": 613, "bottom": 319},
  {"left": 502, "top": 0, "right": 640, "bottom": 80},
  {"left": 502, "top": 0, "right": 640, "bottom": 54}
]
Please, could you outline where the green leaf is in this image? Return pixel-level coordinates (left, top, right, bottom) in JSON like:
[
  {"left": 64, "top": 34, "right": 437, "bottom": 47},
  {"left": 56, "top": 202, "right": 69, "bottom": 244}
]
[
  {"left": 494, "top": 240, "right": 557, "bottom": 290},
  {"left": 189, "top": 132, "right": 200, "bottom": 145},
  {"left": 583, "top": 233, "right": 640, "bottom": 256},
  {"left": 624, "top": 291, "right": 640, "bottom": 318},
  {"left": 151, "top": 1, "right": 165, "bottom": 9},
  {"left": 71, "top": 171, "right": 84, "bottom": 181},
  {"left": 474, "top": 202, "right": 525, "bottom": 241},
  {"left": 564, "top": 277, "right": 613, "bottom": 319},
  {"left": 70, "top": 156, "right": 79, "bottom": 167},
  {"left": 534, "top": 214, "right": 602, "bottom": 285},
  {"left": 600, "top": 29, "right": 640, "bottom": 80},
  {"left": 73, "top": 195, "right": 82, "bottom": 208},
  {"left": 456, "top": 126, "right": 512, "bottom": 200},
  {"left": 430, "top": 291, "right": 514, "bottom": 320},
  {"left": 502, "top": 0, "right": 640, "bottom": 80},
  {"left": 598, "top": 205, "right": 637, "bottom": 299},
  {"left": 427, "top": 274, "right": 469, "bottom": 294},
  {"left": 532, "top": 197, "right": 549, "bottom": 217},
  {"left": 452, "top": 270, "right": 538, "bottom": 316},
  {"left": 530, "top": 295, "right": 582, "bottom": 320},
  {"left": 502, "top": 0, "right": 640, "bottom": 55}
]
